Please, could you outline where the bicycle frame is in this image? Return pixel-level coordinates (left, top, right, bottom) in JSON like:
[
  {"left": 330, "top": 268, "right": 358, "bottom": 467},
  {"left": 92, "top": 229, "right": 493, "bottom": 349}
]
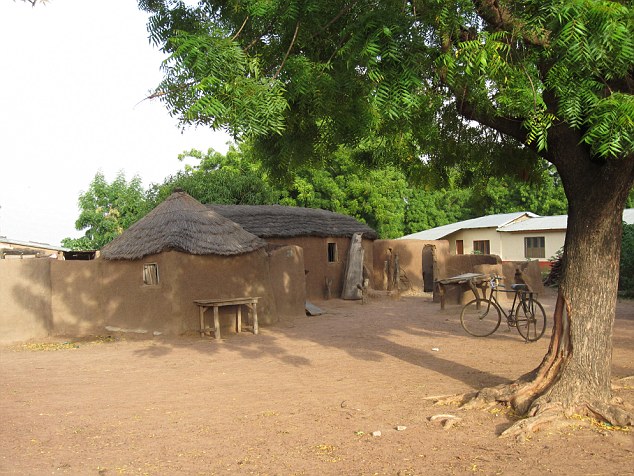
[
  {"left": 478, "top": 276, "right": 532, "bottom": 325},
  {"left": 460, "top": 274, "right": 547, "bottom": 342}
]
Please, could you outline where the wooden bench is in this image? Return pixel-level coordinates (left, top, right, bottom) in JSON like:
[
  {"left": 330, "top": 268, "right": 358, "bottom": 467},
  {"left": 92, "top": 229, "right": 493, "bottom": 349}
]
[{"left": 194, "top": 297, "right": 260, "bottom": 340}]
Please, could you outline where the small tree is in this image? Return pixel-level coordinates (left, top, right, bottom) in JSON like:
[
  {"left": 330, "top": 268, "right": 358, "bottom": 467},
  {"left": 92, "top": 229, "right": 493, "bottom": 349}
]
[{"left": 62, "top": 172, "right": 148, "bottom": 250}]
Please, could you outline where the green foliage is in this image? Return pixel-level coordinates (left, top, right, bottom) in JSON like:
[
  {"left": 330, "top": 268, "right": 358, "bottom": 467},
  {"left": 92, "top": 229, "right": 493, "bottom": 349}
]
[
  {"left": 62, "top": 172, "right": 149, "bottom": 250},
  {"left": 277, "top": 146, "right": 410, "bottom": 238},
  {"left": 148, "top": 146, "right": 282, "bottom": 206},
  {"left": 404, "top": 188, "right": 473, "bottom": 235},
  {"left": 469, "top": 171, "right": 568, "bottom": 217},
  {"left": 154, "top": 28, "right": 288, "bottom": 138}
]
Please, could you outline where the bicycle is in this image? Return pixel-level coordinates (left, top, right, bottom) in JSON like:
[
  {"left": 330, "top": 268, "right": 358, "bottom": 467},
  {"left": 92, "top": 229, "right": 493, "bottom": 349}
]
[{"left": 460, "top": 275, "right": 547, "bottom": 342}]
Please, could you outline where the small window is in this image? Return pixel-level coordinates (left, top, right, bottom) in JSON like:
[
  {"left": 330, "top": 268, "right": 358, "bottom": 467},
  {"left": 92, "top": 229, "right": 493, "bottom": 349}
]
[
  {"left": 456, "top": 240, "right": 464, "bottom": 255},
  {"left": 473, "top": 240, "right": 490, "bottom": 255},
  {"left": 143, "top": 263, "right": 159, "bottom": 285},
  {"left": 327, "top": 242, "right": 338, "bottom": 263},
  {"left": 525, "top": 237, "right": 545, "bottom": 259}
]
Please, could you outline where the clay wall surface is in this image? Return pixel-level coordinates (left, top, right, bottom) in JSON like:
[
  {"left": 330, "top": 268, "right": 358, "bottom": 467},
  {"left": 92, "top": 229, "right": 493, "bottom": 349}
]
[
  {"left": 51, "top": 260, "right": 103, "bottom": 336},
  {"left": 372, "top": 239, "right": 450, "bottom": 293},
  {"left": 443, "top": 254, "right": 501, "bottom": 279},
  {"left": 0, "top": 246, "right": 306, "bottom": 344},
  {"left": 437, "top": 256, "right": 545, "bottom": 306},
  {"left": 474, "top": 261, "right": 545, "bottom": 298},
  {"left": 267, "top": 245, "right": 306, "bottom": 323},
  {"left": 0, "top": 259, "right": 53, "bottom": 343},
  {"left": 267, "top": 236, "right": 374, "bottom": 300},
  {"left": 436, "top": 254, "right": 502, "bottom": 305}
]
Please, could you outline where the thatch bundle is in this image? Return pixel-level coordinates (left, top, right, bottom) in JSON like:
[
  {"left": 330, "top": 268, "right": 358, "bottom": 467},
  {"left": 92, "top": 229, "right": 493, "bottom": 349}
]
[
  {"left": 101, "top": 191, "right": 266, "bottom": 260},
  {"left": 210, "top": 204, "right": 378, "bottom": 240}
]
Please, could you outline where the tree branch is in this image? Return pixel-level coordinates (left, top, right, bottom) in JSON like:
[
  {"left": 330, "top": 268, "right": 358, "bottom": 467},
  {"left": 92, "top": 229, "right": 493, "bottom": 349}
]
[
  {"left": 231, "top": 16, "right": 250, "bottom": 41},
  {"left": 455, "top": 91, "right": 528, "bottom": 145},
  {"left": 472, "top": 0, "right": 549, "bottom": 47},
  {"left": 274, "top": 21, "right": 300, "bottom": 79}
]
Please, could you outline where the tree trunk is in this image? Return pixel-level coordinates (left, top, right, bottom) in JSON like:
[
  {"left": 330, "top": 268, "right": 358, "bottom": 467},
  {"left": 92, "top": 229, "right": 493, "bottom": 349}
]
[{"left": 508, "top": 128, "right": 634, "bottom": 425}]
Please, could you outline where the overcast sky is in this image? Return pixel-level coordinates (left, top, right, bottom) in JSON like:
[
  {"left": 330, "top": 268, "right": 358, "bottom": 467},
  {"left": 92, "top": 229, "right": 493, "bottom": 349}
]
[{"left": 0, "top": 0, "right": 231, "bottom": 246}]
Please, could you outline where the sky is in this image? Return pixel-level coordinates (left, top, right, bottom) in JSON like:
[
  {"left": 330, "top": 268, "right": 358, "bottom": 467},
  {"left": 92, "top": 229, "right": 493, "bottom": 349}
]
[{"left": 0, "top": 0, "right": 232, "bottom": 246}]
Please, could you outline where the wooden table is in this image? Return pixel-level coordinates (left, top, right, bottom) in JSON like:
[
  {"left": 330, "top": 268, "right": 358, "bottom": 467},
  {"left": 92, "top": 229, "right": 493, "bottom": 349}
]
[
  {"left": 194, "top": 297, "right": 260, "bottom": 340},
  {"left": 435, "top": 273, "right": 487, "bottom": 310}
]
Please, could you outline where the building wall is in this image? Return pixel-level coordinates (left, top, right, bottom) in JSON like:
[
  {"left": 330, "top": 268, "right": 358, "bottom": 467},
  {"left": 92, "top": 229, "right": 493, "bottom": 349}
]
[
  {"left": 267, "top": 236, "right": 374, "bottom": 300},
  {"left": 445, "top": 228, "right": 501, "bottom": 255},
  {"left": 0, "top": 239, "right": 65, "bottom": 259},
  {"left": 0, "top": 259, "right": 53, "bottom": 342},
  {"left": 0, "top": 247, "right": 306, "bottom": 344},
  {"left": 373, "top": 239, "right": 451, "bottom": 293},
  {"left": 444, "top": 227, "right": 563, "bottom": 268},
  {"left": 267, "top": 245, "right": 306, "bottom": 323},
  {"left": 499, "top": 230, "right": 565, "bottom": 263}
]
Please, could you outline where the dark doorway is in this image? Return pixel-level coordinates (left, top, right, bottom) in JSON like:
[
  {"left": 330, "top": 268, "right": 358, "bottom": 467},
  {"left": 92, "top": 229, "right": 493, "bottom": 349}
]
[{"left": 422, "top": 245, "right": 435, "bottom": 292}]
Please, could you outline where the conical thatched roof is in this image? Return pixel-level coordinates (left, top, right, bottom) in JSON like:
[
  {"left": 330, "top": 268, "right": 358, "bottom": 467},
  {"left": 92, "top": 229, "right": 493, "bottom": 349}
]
[
  {"left": 101, "top": 191, "right": 266, "bottom": 260},
  {"left": 210, "top": 204, "right": 378, "bottom": 240}
]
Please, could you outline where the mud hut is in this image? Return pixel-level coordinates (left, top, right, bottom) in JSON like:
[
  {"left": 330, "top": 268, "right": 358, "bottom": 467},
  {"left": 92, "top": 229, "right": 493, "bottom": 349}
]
[
  {"left": 96, "top": 191, "right": 306, "bottom": 336},
  {"left": 210, "top": 204, "right": 378, "bottom": 300}
]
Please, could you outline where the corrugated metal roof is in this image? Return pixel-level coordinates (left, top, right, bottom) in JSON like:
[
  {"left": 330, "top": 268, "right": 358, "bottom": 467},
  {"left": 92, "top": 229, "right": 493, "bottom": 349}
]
[
  {"left": 402, "top": 209, "right": 634, "bottom": 240},
  {"left": 0, "top": 236, "right": 68, "bottom": 251},
  {"left": 400, "top": 212, "right": 538, "bottom": 240},
  {"left": 499, "top": 214, "right": 567, "bottom": 232}
]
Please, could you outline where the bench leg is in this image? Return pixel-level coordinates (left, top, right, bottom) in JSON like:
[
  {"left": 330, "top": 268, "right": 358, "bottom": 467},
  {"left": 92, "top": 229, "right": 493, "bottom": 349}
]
[
  {"left": 199, "top": 307, "right": 205, "bottom": 337},
  {"left": 236, "top": 306, "right": 242, "bottom": 333},
  {"left": 213, "top": 306, "right": 221, "bottom": 340},
  {"left": 252, "top": 303, "right": 259, "bottom": 335}
]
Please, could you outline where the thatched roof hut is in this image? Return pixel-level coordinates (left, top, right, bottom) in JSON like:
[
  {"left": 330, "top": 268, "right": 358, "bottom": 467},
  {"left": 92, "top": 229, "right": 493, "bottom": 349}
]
[
  {"left": 101, "top": 191, "right": 266, "bottom": 260},
  {"left": 210, "top": 204, "right": 378, "bottom": 240}
]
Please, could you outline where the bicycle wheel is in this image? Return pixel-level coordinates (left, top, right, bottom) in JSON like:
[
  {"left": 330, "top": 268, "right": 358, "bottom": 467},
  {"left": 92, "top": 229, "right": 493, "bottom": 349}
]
[
  {"left": 516, "top": 297, "right": 547, "bottom": 342},
  {"left": 460, "top": 299, "right": 502, "bottom": 337}
]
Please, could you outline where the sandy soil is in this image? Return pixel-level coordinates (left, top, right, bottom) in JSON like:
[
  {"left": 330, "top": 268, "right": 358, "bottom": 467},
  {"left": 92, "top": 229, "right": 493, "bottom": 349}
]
[{"left": 1, "top": 289, "right": 633, "bottom": 475}]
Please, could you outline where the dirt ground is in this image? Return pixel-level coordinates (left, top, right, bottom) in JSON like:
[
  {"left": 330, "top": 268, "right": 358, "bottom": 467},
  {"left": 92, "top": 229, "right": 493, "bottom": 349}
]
[{"left": 1, "top": 289, "right": 633, "bottom": 475}]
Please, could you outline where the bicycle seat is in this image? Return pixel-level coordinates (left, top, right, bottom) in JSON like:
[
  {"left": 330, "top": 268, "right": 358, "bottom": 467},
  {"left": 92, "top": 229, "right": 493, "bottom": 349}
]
[{"left": 511, "top": 283, "right": 529, "bottom": 291}]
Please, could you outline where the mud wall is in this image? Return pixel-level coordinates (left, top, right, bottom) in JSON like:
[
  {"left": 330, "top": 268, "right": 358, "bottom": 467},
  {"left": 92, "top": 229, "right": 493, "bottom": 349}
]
[
  {"left": 372, "top": 239, "right": 451, "bottom": 293},
  {"left": 437, "top": 256, "right": 545, "bottom": 306},
  {"left": 267, "top": 245, "right": 306, "bottom": 323},
  {"left": 0, "top": 259, "right": 53, "bottom": 343},
  {"left": 0, "top": 246, "right": 306, "bottom": 344},
  {"left": 267, "top": 236, "right": 374, "bottom": 300}
]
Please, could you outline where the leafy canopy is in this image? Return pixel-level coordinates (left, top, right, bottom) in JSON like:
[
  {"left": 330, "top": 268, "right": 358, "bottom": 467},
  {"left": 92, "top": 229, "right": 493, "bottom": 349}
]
[{"left": 139, "top": 0, "right": 633, "bottom": 167}]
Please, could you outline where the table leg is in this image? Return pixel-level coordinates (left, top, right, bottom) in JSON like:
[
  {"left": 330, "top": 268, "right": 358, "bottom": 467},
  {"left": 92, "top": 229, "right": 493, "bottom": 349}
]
[
  {"left": 199, "top": 306, "right": 205, "bottom": 337},
  {"left": 438, "top": 284, "right": 446, "bottom": 310},
  {"left": 252, "top": 302, "right": 259, "bottom": 335},
  {"left": 236, "top": 306, "right": 242, "bottom": 333},
  {"left": 213, "top": 306, "right": 221, "bottom": 340}
]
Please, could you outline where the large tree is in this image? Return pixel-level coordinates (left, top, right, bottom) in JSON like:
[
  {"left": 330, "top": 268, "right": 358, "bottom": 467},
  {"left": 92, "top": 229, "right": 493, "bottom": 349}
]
[{"left": 139, "top": 0, "right": 634, "bottom": 432}]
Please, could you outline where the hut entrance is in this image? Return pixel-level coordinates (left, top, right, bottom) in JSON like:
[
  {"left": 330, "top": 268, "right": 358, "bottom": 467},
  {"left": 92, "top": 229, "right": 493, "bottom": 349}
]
[{"left": 422, "top": 245, "right": 435, "bottom": 292}]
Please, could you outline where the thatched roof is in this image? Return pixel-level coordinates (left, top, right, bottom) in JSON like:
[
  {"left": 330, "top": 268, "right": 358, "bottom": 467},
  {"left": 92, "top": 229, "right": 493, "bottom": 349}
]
[
  {"left": 101, "top": 191, "right": 266, "bottom": 260},
  {"left": 210, "top": 204, "right": 378, "bottom": 240}
]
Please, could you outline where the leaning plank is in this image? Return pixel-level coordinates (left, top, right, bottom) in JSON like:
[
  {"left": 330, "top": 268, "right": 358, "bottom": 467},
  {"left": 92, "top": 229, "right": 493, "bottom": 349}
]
[{"left": 342, "top": 232, "right": 364, "bottom": 300}]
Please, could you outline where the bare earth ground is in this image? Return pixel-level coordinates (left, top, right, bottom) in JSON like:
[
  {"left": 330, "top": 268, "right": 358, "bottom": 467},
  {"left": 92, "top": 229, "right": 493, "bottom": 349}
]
[{"left": 1, "top": 289, "right": 633, "bottom": 476}]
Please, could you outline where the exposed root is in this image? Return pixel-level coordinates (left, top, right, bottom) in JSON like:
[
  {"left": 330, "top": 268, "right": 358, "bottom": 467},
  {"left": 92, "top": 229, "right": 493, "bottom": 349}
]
[
  {"left": 611, "top": 375, "right": 634, "bottom": 390},
  {"left": 586, "top": 400, "right": 634, "bottom": 427},
  {"left": 500, "top": 403, "right": 578, "bottom": 441},
  {"left": 434, "top": 391, "right": 478, "bottom": 407},
  {"left": 434, "top": 379, "right": 633, "bottom": 441}
]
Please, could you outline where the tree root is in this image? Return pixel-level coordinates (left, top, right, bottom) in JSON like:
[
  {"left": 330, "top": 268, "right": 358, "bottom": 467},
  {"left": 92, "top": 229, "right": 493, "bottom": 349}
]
[
  {"left": 499, "top": 402, "right": 581, "bottom": 441},
  {"left": 434, "top": 381, "right": 633, "bottom": 441}
]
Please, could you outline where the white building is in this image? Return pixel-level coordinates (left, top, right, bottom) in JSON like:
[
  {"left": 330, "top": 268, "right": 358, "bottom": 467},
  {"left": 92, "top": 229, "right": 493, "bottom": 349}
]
[{"left": 401, "top": 210, "right": 634, "bottom": 269}]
